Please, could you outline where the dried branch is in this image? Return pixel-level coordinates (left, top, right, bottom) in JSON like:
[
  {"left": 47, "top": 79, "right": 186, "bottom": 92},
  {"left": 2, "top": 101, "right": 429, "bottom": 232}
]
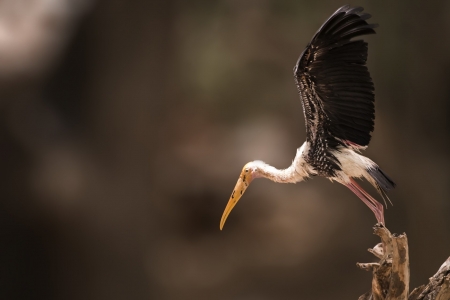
[
  {"left": 357, "top": 224, "right": 450, "bottom": 300},
  {"left": 411, "top": 257, "right": 450, "bottom": 300}
]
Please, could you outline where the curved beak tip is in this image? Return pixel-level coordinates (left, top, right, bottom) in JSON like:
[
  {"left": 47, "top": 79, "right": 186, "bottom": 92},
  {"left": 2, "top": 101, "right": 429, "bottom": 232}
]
[{"left": 219, "top": 210, "right": 230, "bottom": 230}]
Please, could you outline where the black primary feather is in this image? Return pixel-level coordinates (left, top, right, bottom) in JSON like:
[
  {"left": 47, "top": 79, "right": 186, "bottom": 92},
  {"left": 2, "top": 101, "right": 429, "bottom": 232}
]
[{"left": 294, "top": 5, "right": 377, "bottom": 176}]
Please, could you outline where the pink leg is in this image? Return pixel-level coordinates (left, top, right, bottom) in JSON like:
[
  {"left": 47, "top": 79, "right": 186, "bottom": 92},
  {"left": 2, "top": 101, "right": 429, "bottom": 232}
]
[{"left": 345, "top": 178, "right": 385, "bottom": 224}]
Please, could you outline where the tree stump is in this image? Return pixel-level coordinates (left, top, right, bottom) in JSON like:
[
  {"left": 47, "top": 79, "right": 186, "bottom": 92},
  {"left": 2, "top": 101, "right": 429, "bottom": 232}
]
[{"left": 357, "top": 223, "right": 450, "bottom": 300}]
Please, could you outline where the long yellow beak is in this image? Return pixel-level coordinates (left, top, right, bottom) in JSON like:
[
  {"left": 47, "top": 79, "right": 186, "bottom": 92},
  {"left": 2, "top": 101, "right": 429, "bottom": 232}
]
[{"left": 220, "top": 171, "right": 253, "bottom": 230}]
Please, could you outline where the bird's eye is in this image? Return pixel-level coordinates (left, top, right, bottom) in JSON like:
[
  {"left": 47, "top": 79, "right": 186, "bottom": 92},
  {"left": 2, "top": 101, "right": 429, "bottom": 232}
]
[{"left": 245, "top": 169, "right": 249, "bottom": 172}]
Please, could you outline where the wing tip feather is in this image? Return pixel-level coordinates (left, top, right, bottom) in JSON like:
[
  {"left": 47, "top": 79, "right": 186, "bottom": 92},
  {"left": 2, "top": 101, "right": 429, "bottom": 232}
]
[{"left": 295, "top": 5, "right": 378, "bottom": 148}]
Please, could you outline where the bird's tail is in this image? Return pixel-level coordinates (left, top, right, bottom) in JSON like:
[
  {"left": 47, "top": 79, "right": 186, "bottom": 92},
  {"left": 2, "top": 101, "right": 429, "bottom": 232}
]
[{"left": 366, "top": 166, "right": 396, "bottom": 206}]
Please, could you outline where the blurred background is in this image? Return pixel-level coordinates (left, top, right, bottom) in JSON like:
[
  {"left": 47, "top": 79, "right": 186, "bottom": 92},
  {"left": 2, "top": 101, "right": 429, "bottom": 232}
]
[{"left": 0, "top": 0, "right": 449, "bottom": 299}]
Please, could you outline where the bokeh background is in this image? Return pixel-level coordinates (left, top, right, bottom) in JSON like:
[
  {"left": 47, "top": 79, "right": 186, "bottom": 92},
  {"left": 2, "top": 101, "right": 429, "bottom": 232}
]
[{"left": 1, "top": 0, "right": 449, "bottom": 299}]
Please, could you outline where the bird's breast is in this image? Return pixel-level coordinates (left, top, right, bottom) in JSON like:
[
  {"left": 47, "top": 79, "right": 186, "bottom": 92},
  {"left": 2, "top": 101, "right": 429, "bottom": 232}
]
[{"left": 294, "top": 142, "right": 317, "bottom": 178}]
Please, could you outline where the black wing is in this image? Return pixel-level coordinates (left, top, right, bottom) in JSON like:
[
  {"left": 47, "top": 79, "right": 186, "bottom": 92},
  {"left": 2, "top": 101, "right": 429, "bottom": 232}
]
[{"left": 294, "top": 5, "right": 377, "bottom": 176}]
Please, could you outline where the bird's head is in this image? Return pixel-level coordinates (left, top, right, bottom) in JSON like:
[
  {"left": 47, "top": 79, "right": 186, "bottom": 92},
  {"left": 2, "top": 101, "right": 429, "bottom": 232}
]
[{"left": 220, "top": 161, "right": 265, "bottom": 230}]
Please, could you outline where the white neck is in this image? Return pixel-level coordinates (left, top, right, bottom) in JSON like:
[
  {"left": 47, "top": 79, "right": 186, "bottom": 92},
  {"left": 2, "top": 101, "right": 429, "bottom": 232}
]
[
  {"left": 252, "top": 144, "right": 310, "bottom": 183},
  {"left": 257, "top": 163, "right": 303, "bottom": 183}
]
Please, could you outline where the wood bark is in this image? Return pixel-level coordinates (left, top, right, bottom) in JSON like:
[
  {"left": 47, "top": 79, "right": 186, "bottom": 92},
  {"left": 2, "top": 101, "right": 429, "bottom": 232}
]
[{"left": 358, "top": 224, "right": 450, "bottom": 300}]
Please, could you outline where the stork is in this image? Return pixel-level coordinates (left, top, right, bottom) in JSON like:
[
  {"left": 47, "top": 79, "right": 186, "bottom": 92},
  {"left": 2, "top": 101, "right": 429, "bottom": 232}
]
[{"left": 220, "top": 5, "right": 395, "bottom": 230}]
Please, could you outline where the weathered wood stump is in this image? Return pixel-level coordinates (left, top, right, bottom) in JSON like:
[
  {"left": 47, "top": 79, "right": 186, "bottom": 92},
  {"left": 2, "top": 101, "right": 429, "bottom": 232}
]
[{"left": 357, "top": 223, "right": 450, "bottom": 300}]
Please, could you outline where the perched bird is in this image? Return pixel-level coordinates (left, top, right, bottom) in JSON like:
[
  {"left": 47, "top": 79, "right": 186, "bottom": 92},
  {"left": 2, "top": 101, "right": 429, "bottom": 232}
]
[{"left": 220, "top": 5, "right": 395, "bottom": 230}]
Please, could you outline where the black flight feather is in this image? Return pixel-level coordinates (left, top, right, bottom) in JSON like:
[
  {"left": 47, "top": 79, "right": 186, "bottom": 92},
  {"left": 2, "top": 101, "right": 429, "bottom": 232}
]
[{"left": 294, "top": 5, "right": 377, "bottom": 176}]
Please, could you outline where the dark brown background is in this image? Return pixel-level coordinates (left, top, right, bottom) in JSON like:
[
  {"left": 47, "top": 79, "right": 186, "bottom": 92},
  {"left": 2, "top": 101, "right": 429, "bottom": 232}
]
[{"left": 0, "top": 0, "right": 449, "bottom": 299}]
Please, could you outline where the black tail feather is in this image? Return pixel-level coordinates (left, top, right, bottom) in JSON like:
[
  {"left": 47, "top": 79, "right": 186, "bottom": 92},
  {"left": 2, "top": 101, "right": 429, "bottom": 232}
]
[{"left": 367, "top": 167, "right": 396, "bottom": 192}]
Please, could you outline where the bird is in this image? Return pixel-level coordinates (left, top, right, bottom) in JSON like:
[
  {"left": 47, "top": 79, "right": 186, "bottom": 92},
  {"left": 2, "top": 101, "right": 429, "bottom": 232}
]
[{"left": 220, "top": 5, "right": 396, "bottom": 230}]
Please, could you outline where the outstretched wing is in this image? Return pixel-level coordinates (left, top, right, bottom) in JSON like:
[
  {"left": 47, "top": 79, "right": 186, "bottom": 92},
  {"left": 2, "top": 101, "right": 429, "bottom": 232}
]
[{"left": 294, "top": 5, "right": 377, "bottom": 176}]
